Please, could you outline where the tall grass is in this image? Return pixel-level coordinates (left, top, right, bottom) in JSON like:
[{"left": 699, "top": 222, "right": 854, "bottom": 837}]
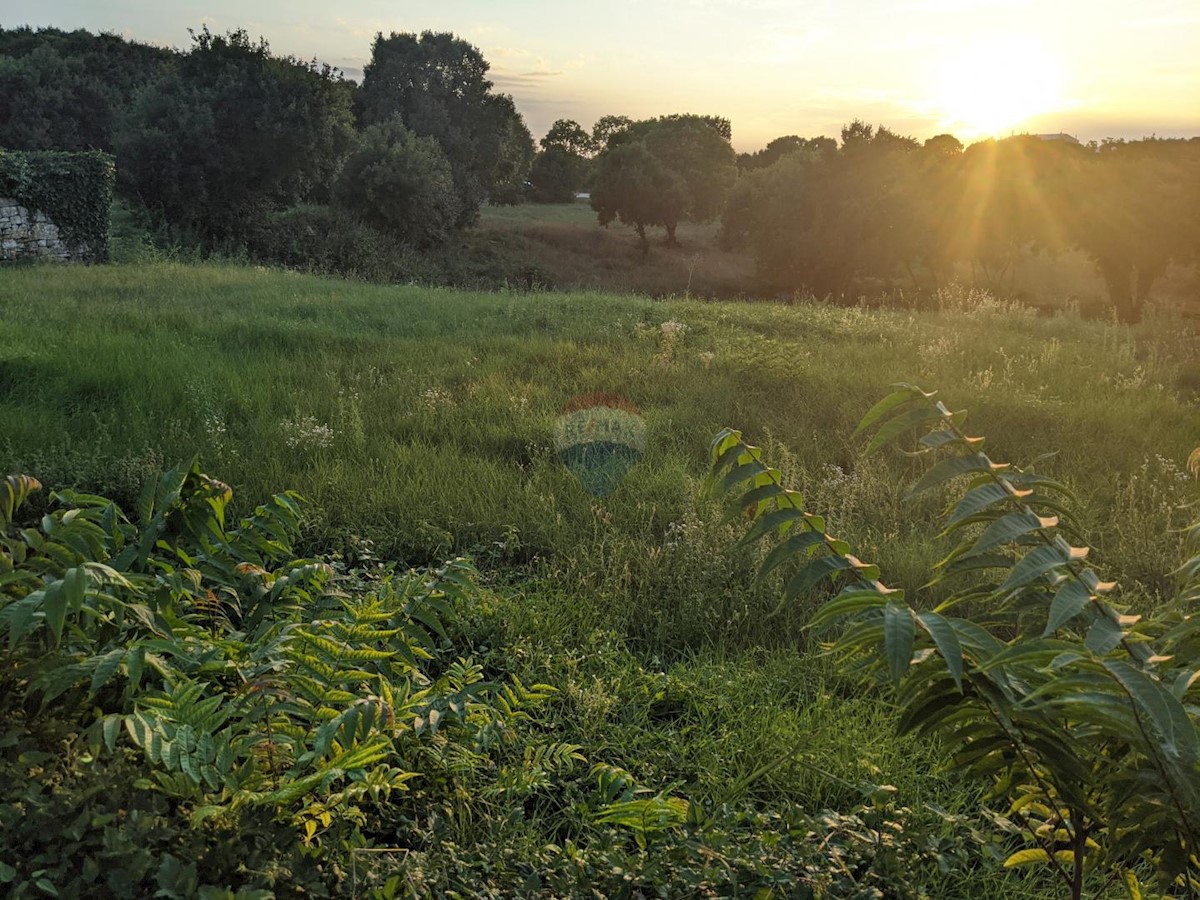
[
  {"left": 2, "top": 263, "right": 1194, "bottom": 611},
  {"left": 3, "top": 261, "right": 1196, "bottom": 895}
]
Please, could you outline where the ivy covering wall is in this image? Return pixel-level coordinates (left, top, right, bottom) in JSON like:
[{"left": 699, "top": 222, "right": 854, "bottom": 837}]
[{"left": 0, "top": 150, "right": 114, "bottom": 260}]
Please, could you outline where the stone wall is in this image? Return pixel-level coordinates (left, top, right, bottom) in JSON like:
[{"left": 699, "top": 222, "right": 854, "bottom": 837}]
[{"left": 0, "top": 198, "right": 78, "bottom": 262}]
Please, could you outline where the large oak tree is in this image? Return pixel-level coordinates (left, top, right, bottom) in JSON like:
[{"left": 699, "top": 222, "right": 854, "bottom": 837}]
[{"left": 591, "top": 114, "right": 736, "bottom": 249}]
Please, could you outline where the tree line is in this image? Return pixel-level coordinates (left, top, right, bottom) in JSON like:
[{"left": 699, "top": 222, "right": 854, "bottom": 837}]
[
  {"left": 0, "top": 26, "right": 534, "bottom": 247},
  {"left": 541, "top": 112, "right": 1199, "bottom": 322},
  {"left": 2, "top": 26, "right": 1198, "bottom": 320},
  {"left": 724, "top": 123, "right": 1200, "bottom": 322}
]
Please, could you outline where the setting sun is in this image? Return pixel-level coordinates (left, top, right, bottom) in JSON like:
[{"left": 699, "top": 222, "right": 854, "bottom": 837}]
[{"left": 931, "top": 39, "right": 1069, "bottom": 139}]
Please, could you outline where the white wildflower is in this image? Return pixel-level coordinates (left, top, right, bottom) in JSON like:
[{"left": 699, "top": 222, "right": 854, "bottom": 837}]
[
  {"left": 281, "top": 416, "right": 335, "bottom": 449},
  {"left": 422, "top": 387, "right": 455, "bottom": 410}
]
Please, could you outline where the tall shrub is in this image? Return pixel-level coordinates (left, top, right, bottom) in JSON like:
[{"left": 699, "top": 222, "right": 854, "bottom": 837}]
[
  {"left": 334, "top": 117, "right": 459, "bottom": 247},
  {"left": 116, "top": 28, "right": 353, "bottom": 239},
  {"left": 709, "top": 386, "right": 1200, "bottom": 898}
]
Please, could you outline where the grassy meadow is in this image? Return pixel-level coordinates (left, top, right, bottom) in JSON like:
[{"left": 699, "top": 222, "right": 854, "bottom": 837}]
[
  {"left": 473, "top": 199, "right": 1200, "bottom": 311},
  {"left": 476, "top": 200, "right": 757, "bottom": 298},
  {"left": 3, "top": 260, "right": 1199, "bottom": 895}
]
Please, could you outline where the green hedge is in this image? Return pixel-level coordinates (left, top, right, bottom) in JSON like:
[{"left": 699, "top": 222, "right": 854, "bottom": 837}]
[{"left": 0, "top": 150, "right": 115, "bottom": 260}]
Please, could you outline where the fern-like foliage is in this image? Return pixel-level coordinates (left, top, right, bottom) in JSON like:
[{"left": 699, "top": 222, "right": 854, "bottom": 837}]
[
  {"left": 709, "top": 384, "right": 1200, "bottom": 899},
  {"left": 587, "top": 763, "right": 689, "bottom": 849},
  {"left": 0, "top": 463, "right": 577, "bottom": 867}
]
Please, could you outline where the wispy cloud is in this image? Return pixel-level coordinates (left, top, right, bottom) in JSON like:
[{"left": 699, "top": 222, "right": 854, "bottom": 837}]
[{"left": 493, "top": 72, "right": 563, "bottom": 90}]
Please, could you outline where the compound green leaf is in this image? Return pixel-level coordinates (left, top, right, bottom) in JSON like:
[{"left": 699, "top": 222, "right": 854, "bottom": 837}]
[
  {"left": 809, "top": 588, "right": 890, "bottom": 628},
  {"left": 948, "top": 483, "right": 1021, "bottom": 527},
  {"left": 43, "top": 580, "right": 67, "bottom": 645},
  {"left": 917, "top": 611, "right": 964, "bottom": 690},
  {"left": 968, "top": 511, "right": 1052, "bottom": 558},
  {"left": 782, "top": 555, "right": 855, "bottom": 608},
  {"left": 907, "top": 454, "right": 1004, "bottom": 498},
  {"left": 998, "top": 544, "right": 1068, "bottom": 594},
  {"left": 1085, "top": 615, "right": 1125, "bottom": 656},
  {"left": 854, "top": 387, "right": 924, "bottom": 436},
  {"left": 865, "top": 405, "right": 949, "bottom": 456},
  {"left": 91, "top": 647, "right": 127, "bottom": 694},
  {"left": 1044, "top": 580, "right": 1092, "bottom": 636},
  {"left": 759, "top": 529, "right": 828, "bottom": 582},
  {"left": 884, "top": 602, "right": 915, "bottom": 684}
]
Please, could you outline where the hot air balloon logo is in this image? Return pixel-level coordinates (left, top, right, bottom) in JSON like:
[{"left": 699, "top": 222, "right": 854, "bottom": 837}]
[{"left": 554, "top": 393, "right": 645, "bottom": 497}]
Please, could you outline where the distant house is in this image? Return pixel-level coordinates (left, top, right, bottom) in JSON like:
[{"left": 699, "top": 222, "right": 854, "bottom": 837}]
[
  {"left": 1034, "top": 132, "right": 1082, "bottom": 145},
  {"left": 575, "top": 192, "right": 591, "bottom": 201}
]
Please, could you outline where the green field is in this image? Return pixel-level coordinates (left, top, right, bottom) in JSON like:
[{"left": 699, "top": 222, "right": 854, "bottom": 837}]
[
  {"left": 4, "top": 263, "right": 1196, "bottom": 592},
  {"left": 3, "top": 262, "right": 1199, "bottom": 895}
]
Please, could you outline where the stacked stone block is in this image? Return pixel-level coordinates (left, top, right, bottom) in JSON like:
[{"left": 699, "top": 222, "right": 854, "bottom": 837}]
[{"left": 0, "top": 197, "right": 78, "bottom": 261}]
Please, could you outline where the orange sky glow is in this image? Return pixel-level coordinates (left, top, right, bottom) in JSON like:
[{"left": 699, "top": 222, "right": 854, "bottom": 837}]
[{"left": 10, "top": 0, "right": 1199, "bottom": 150}]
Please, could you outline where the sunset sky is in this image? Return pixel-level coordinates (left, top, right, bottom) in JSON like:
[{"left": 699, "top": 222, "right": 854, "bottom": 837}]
[{"left": 6, "top": 0, "right": 1199, "bottom": 151}]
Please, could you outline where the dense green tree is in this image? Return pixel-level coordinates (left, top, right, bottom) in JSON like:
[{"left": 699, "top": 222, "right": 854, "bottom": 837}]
[
  {"left": 489, "top": 101, "right": 536, "bottom": 205},
  {"left": 356, "top": 31, "right": 532, "bottom": 222},
  {"left": 922, "top": 133, "right": 964, "bottom": 156},
  {"left": 591, "top": 114, "right": 633, "bottom": 152},
  {"left": 529, "top": 118, "right": 596, "bottom": 200},
  {"left": 726, "top": 134, "right": 838, "bottom": 249},
  {"left": 590, "top": 141, "right": 688, "bottom": 252},
  {"left": 528, "top": 147, "right": 588, "bottom": 203},
  {"left": 838, "top": 118, "right": 875, "bottom": 152},
  {"left": 1070, "top": 138, "right": 1200, "bottom": 322},
  {"left": 0, "top": 27, "right": 171, "bottom": 152},
  {"left": 592, "top": 114, "right": 736, "bottom": 247},
  {"left": 334, "top": 117, "right": 459, "bottom": 247},
  {"left": 737, "top": 135, "right": 836, "bottom": 171},
  {"left": 659, "top": 113, "right": 732, "bottom": 141},
  {"left": 901, "top": 132, "right": 967, "bottom": 285},
  {"left": 953, "top": 136, "right": 1083, "bottom": 290},
  {"left": 642, "top": 116, "right": 736, "bottom": 238},
  {"left": 718, "top": 163, "right": 770, "bottom": 251},
  {"left": 116, "top": 28, "right": 354, "bottom": 239},
  {"left": 738, "top": 135, "right": 803, "bottom": 171},
  {"left": 723, "top": 122, "right": 925, "bottom": 295},
  {"left": 0, "top": 47, "right": 96, "bottom": 150},
  {"left": 724, "top": 124, "right": 1181, "bottom": 303},
  {"left": 540, "top": 118, "right": 596, "bottom": 157}
]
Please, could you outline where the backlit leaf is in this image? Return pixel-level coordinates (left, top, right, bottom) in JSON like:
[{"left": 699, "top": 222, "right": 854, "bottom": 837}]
[
  {"left": 865, "top": 405, "right": 949, "bottom": 456},
  {"left": 1003, "top": 848, "right": 1050, "bottom": 868}
]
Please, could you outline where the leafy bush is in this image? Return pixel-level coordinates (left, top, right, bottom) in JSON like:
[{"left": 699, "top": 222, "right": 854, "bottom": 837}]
[
  {"left": 0, "top": 149, "right": 114, "bottom": 257},
  {"left": 244, "top": 203, "right": 554, "bottom": 290},
  {"left": 355, "top": 31, "right": 535, "bottom": 227},
  {"left": 710, "top": 386, "right": 1200, "bottom": 898},
  {"left": 244, "top": 203, "right": 436, "bottom": 282},
  {"left": 116, "top": 28, "right": 354, "bottom": 240},
  {"left": 394, "top": 799, "right": 986, "bottom": 898},
  {"left": 0, "top": 466, "right": 571, "bottom": 895},
  {"left": 334, "top": 117, "right": 460, "bottom": 248},
  {"left": 0, "top": 26, "right": 172, "bottom": 153},
  {"left": 527, "top": 147, "right": 587, "bottom": 204},
  {"left": 1, "top": 462, "right": 1005, "bottom": 897}
]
